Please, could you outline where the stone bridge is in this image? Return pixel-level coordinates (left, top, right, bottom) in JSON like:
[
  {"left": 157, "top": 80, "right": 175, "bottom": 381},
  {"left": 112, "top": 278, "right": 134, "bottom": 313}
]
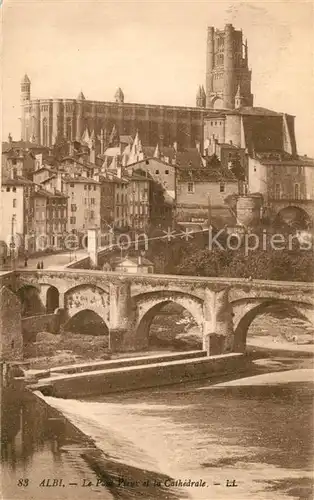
[{"left": 1, "top": 270, "right": 313, "bottom": 354}]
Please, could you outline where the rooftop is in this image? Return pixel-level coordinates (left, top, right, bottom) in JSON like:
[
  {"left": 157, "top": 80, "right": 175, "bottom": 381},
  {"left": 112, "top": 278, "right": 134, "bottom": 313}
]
[{"left": 2, "top": 176, "right": 34, "bottom": 186}]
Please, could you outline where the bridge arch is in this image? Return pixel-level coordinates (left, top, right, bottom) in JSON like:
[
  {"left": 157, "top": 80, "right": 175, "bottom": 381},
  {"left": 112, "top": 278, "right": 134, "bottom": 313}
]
[
  {"left": 274, "top": 205, "right": 312, "bottom": 229},
  {"left": 16, "top": 284, "right": 45, "bottom": 317},
  {"left": 64, "top": 284, "right": 109, "bottom": 324},
  {"left": 132, "top": 291, "right": 204, "bottom": 349},
  {"left": 63, "top": 309, "right": 109, "bottom": 336},
  {"left": 46, "top": 286, "right": 60, "bottom": 313},
  {"left": 232, "top": 298, "right": 314, "bottom": 352}
]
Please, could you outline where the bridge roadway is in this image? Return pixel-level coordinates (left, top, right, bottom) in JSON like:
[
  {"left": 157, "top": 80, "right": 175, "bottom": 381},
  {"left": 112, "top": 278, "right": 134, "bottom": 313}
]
[{"left": 1, "top": 269, "right": 313, "bottom": 355}]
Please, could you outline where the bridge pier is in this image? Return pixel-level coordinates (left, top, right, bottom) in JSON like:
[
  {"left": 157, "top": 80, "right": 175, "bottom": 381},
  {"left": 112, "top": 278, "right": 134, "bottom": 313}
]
[
  {"left": 109, "top": 281, "right": 132, "bottom": 353},
  {"left": 203, "top": 288, "right": 234, "bottom": 355}
]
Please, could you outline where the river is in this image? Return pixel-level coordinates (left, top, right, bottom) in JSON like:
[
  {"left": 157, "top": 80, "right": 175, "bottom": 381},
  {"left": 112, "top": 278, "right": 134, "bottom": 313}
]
[{"left": 1, "top": 346, "right": 313, "bottom": 500}]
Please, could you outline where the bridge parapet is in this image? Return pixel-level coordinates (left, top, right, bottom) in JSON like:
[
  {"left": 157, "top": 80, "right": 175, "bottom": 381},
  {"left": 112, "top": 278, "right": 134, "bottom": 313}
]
[{"left": 1, "top": 269, "right": 313, "bottom": 356}]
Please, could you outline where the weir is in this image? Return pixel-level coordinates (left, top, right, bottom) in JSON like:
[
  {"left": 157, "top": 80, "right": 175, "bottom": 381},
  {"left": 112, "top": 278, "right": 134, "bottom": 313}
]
[{"left": 29, "top": 351, "right": 248, "bottom": 398}]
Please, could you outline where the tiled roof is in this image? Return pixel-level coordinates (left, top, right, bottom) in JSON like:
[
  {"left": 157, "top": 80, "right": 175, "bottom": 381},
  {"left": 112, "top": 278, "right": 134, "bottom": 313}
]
[
  {"left": 2, "top": 141, "right": 46, "bottom": 153},
  {"left": 141, "top": 146, "right": 203, "bottom": 169},
  {"left": 177, "top": 166, "right": 237, "bottom": 182},
  {"left": 124, "top": 172, "right": 151, "bottom": 182},
  {"left": 34, "top": 188, "right": 67, "bottom": 199},
  {"left": 63, "top": 176, "right": 100, "bottom": 184},
  {"left": 2, "top": 176, "right": 34, "bottom": 186},
  {"left": 237, "top": 106, "right": 283, "bottom": 117},
  {"left": 125, "top": 157, "right": 176, "bottom": 169},
  {"left": 99, "top": 174, "right": 128, "bottom": 184},
  {"left": 116, "top": 256, "right": 153, "bottom": 266}
]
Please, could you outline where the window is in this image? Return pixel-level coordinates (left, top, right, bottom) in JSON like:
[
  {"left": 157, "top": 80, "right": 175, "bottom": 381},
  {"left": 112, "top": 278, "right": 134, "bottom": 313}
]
[
  {"left": 155, "top": 170, "right": 159, "bottom": 174},
  {"left": 12, "top": 187, "right": 16, "bottom": 192},
  {"left": 165, "top": 170, "right": 169, "bottom": 174},
  {"left": 12, "top": 198, "right": 17, "bottom": 208},
  {"left": 146, "top": 160, "right": 149, "bottom": 165},
  {"left": 70, "top": 216, "right": 76, "bottom": 224},
  {"left": 294, "top": 183, "right": 300, "bottom": 200},
  {"left": 94, "top": 185, "right": 96, "bottom": 191},
  {"left": 42, "top": 118, "right": 48, "bottom": 146},
  {"left": 91, "top": 198, "right": 95, "bottom": 205},
  {"left": 84, "top": 198, "right": 87, "bottom": 204},
  {"left": 6, "top": 187, "right": 10, "bottom": 192},
  {"left": 275, "top": 183, "right": 281, "bottom": 199},
  {"left": 71, "top": 204, "right": 77, "bottom": 212},
  {"left": 219, "top": 182, "right": 225, "bottom": 193},
  {"left": 116, "top": 193, "right": 120, "bottom": 203},
  {"left": 90, "top": 211, "right": 95, "bottom": 219},
  {"left": 88, "top": 185, "right": 92, "bottom": 191},
  {"left": 84, "top": 185, "right": 87, "bottom": 190},
  {"left": 187, "top": 182, "right": 194, "bottom": 193},
  {"left": 66, "top": 117, "right": 72, "bottom": 140},
  {"left": 70, "top": 183, "right": 74, "bottom": 188}
]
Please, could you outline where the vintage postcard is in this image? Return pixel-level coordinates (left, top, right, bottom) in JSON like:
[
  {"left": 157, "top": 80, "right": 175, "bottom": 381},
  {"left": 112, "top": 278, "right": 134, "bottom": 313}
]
[{"left": 1, "top": 1, "right": 313, "bottom": 499}]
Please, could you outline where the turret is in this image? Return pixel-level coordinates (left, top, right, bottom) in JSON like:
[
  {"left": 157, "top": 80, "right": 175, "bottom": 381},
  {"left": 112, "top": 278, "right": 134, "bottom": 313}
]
[
  {"left": 196, "top": 85, "right": 206, "bottom": 108},
  {"left": 235, "top": 85, "right": 244, "bottom": 109},
  {"left": 114, "top": 88, "right": 124, "bottom": 104},
  {"left": 223, "top": 24, "right": 235, "bottom": 109},
  {"left": 21, "top": 75, "right": 31, "bottom": 140},
  {"left": 206, "top": 27, "right": 214, "bottom": 107},
  {"left": 21, "top": 74, "right": 31, "bottom": 103}
]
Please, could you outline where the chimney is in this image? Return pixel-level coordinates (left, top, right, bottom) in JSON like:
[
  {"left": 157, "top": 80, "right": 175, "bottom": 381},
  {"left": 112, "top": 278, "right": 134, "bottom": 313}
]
[
  {"left": 8, "top": 133, "right": 12, "bottom": 143},
  {"left": 173, "top": 141, "right": 178, "bottom": 153},
  {"left": 138, "top": 254, "right": 142, "bottom": 266},
  {"left": 56, "top": 172, "right": 63, "bottom": 192},
  {"left": 90, "top": 146, "right": 96, "bottom": 164},
  {"left": 229, "top": 140, "right": 233, "bottom": 145}
]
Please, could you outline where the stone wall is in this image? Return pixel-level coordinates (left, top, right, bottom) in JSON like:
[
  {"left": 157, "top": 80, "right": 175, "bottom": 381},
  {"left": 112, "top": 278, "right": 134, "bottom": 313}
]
[
  {"left": 37, "top": 353, "right": 247, "bottom": 398},
  {"left": 66, "top": 256, "right": 91, "bottom": 269},
  {"left": 22, "top": 312, "right": 61, "bottom": 342},
  {"left": 0, "top": 286, "right": 23, "bottom": 360}
]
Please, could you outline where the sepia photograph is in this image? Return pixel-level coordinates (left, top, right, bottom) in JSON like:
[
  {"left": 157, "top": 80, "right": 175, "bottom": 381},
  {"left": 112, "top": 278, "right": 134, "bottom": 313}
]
[{"left": 0, "top": 0, "right": 313, "bottom": 499}]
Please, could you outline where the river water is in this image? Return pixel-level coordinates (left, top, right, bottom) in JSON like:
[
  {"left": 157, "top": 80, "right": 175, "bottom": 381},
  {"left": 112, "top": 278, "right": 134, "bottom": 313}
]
[{"left": 2, "top": 347, "right": 313, "bottom": 500}]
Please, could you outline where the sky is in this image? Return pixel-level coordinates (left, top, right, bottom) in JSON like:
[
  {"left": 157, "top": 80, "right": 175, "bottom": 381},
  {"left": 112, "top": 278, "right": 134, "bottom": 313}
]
[{"left": 1, "top": 0, "right": 313, "bottom": 155}]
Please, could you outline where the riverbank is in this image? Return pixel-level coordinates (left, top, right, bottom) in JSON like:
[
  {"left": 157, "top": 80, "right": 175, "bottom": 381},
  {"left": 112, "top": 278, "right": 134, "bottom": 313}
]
[{"left": 42, "top": 346, "right": 314, "bottom": 500}]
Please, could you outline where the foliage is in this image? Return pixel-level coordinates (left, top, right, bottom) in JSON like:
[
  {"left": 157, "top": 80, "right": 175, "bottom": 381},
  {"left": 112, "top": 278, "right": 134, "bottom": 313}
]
[
  {"left": 174, "top": 245, "right": 313, "bottom": 281},
  {"left": 144, "top": 225, "right": 313, "bottom": 281}
]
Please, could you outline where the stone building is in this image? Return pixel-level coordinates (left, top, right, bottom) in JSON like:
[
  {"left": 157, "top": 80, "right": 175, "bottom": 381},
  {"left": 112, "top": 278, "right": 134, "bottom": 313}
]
[
  {"left": 176, "top": 156, "right": 238, "bottom": 225},
  {"left": 248, "top": 153, "right": 314, "bottom": 227},
  {"left": 0, "top": 176, "right": 35, "bottom": 253},
  {"left": 62, "top": 177, "right": 101, "bottom": 234},
  {"left": 20, "top": 24, "right": 297, "bottom": 156}
]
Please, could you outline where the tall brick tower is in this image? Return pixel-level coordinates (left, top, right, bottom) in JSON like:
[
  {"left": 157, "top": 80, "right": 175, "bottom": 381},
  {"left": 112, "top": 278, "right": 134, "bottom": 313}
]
[
  {"left": 205, "top": 24, "right": 253, "bottom": 109},
  {"left": 21, "top": 74, "right": 31, "bottom": 141}
]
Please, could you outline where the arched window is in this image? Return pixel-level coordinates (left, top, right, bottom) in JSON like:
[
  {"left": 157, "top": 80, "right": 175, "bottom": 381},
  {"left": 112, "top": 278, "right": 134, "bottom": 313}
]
[
  {"left": 275, "top": 183, "right": 281, "bottom": 199},
  {"left": 294, "top": 183, "right": 300, "bottom": 200},
  {"left": 42, "top": 118, "right": 48, "bottom": 146},
  {"left": 66, "top": 118, "right": 72, "bottom": 140}
]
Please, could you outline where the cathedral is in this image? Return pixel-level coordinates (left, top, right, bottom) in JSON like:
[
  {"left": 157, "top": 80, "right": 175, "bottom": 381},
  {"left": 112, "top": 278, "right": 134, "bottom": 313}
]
[{"left": 20, "top": 23, "right": 297, "bottom": 156}]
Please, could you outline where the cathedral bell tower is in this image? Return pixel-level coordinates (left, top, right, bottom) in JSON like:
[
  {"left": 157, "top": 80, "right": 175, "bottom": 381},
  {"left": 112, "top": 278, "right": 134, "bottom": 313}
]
[
  {"left": 205, "top": 24, "right": 253, "bottom": 110},
  {"left": 21, "top": 74, "right": 31, "bottom": 140}
]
